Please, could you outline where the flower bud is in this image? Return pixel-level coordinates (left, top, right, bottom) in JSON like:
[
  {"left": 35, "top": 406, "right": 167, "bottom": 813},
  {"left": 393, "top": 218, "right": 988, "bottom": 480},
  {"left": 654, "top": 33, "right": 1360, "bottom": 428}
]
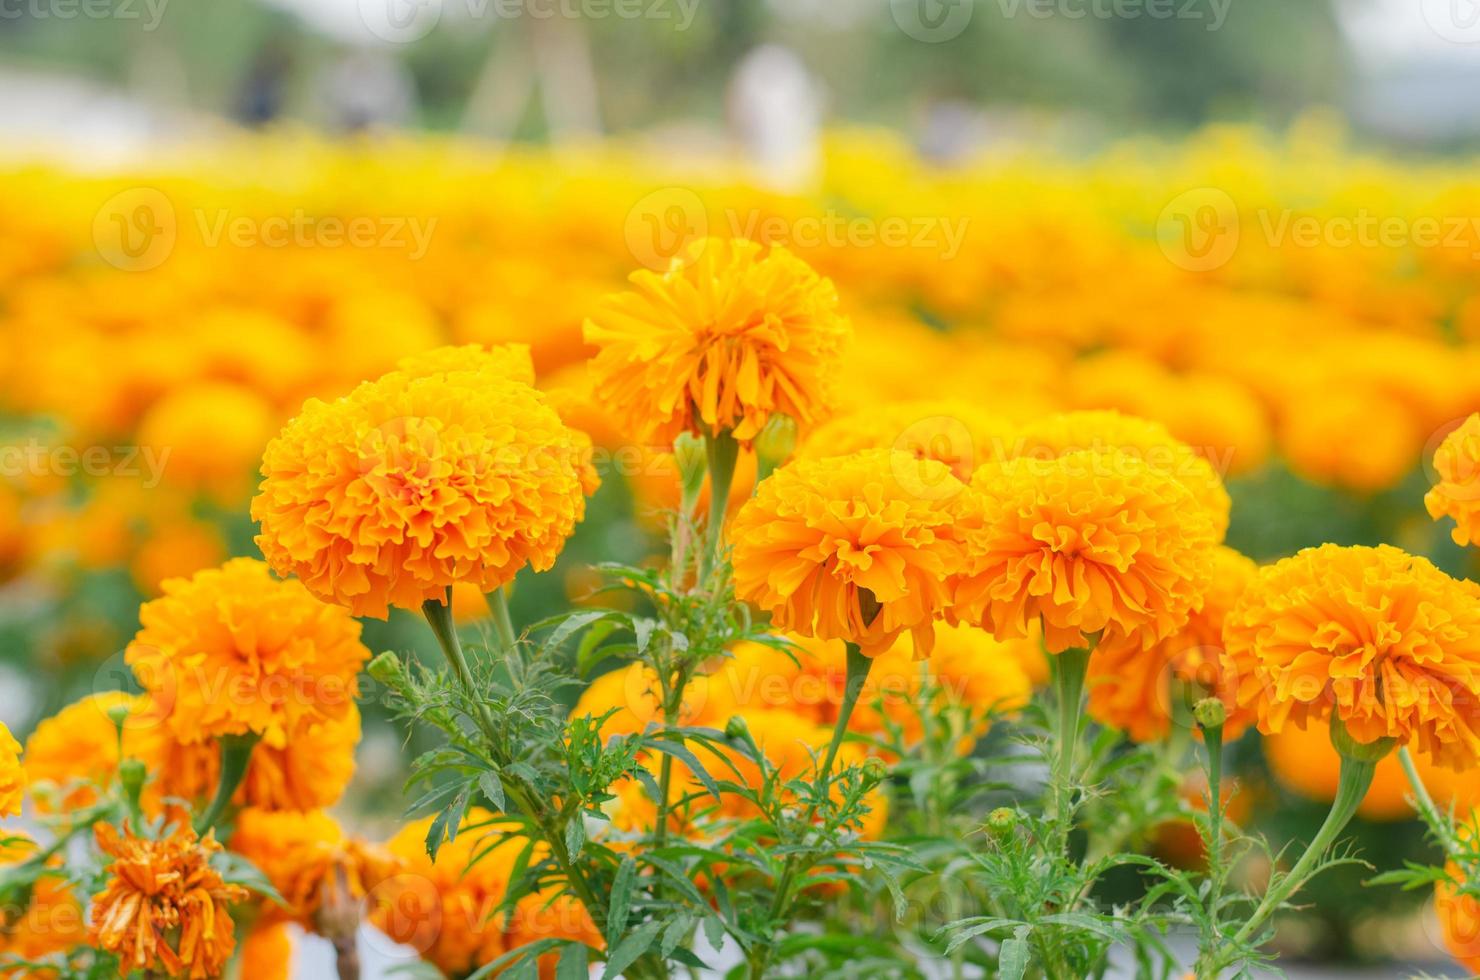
[
  {"left": 986, "top": 807, "right": 1017, "bottom": 840},
  {"left": 105, "top": 702, "right": 133, "bottom": 733},
  {"left": 755, "top": 414, "right": 797, "bottom": 468},
  {"left": 118, "top": 758, "right": 147, "bottom": 810},
  {"left": 673, "top": 433, "right": 707, "bottom": 504},
  {"left": 1193, "top": 697, "right": 1226, "bottom": 731},
  {"left": 724, "top": 715, "right": 750, "bottom": 741},
  {"left": 368, "top": 651, "right": 411, "bottom": 695},
  {"left": 861, "top": 756, "right": 888, "bottom": 786}
]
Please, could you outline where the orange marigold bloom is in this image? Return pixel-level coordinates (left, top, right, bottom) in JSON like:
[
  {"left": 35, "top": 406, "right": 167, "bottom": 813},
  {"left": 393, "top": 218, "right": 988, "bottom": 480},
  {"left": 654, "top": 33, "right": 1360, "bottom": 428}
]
[
  {"left": 237, "top": 922, "right": 294, "bottom": 980},
  {"left": 253, "top": 370, "right": 590, "bottom": 618},
  {"left": 1426, "top": 413, "right": 1480, "bottom": 546},
  {"left": 375, "top": 809, "right": 599, "bottom": 976},
  {"left": 125, "top": 558, "right": 368, "bottom": 748},
  {"left": 796, "top": 401, "right": 1017, "bottom": 483},
  {"left": 1223, "top": 544, "right": 1480, "bottom": 768},
  {"left": 584, "top": 237, "right": 851, "bottom": 445},
  {"left": 730, "top": 450, "right": 965, "bottom": 657},
  {"left": 952, "top": 449, "right": 1218, "bottom": 654},
  {"left": 90, "top": 822, "right": 248, "bottom": 980},
  {"left": 0, "top": 834, "right": 87, "bottom": 974},
  {"left": 230, "top": 808, "right": 397, "bottom": 927},
  {"left": 1005, "top": 410, "right": 1231, "bottom": 538},
  {"left": 0, "top": 722, "right": 22, "bottom": 817},
  {"left": 395, "top": 342, "right": 537, "bottom": 386},
  {"left": 1088, "top": 546, "right": 1259, "bottom": 742},
  {"left": 24, "top": 692, "right": 144, "bottom": 813},
  {"left": 152, "top": 704, "right": 362, "bottom": 814}
]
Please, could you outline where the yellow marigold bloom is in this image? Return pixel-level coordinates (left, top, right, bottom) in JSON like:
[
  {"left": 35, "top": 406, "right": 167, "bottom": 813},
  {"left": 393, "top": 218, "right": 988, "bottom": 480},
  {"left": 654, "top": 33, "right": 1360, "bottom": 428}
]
[
  {"left": 136, "top": 381, "right": 277, "bottom": 505},
  {"left": 1279, "top": 388, "right": 1419, "bottom": 492},
  {"left": 952, "top": 449, "right": 1218, "bottom": 654},
  {"left": 395, "top": 342, "right": 537, "bottom": 386},
  {"left": 230, "top": 808, "right": 396, "bottom": 926},
  {"left": 376, "top": 809, "right": 598, "bottom": 976},
  {"left": 796, "top": 401, "right": 1017, "bottom": 483},
  {"left": 1224, "top": 544, "right": 1480, "bottom": 768},
  {"left": 253, "top": 370, "right": 589, "bottom": 618},
  {"left": 24, "top": 692, "right": 146, "bottom": 812},
  {"left": 584, "top": 237, "right": 851, "bottom": 444},
  {"left": 90, "top": 822, "right": 248, "bottom": 980},
  {"left": 1426, "top": 413, "right": 1480, "bottom": 546},
  {"left": 1088, "top": 546, "right": 1259, "bottom": 742},
  {"left": 730, "top": 450, "right": 965, "bottom": 657},
  {"left": 1006, "top": 410, "right": 1231, "bottom": 538},
  {"left": 0, "top": 722, "right": 22, "bottom": 817},
  {"left": 129, "top": 519, "right": 226, "bottom": 597},
  {"left": 126, "top": 558, "right": 368, "bottom": 748}
]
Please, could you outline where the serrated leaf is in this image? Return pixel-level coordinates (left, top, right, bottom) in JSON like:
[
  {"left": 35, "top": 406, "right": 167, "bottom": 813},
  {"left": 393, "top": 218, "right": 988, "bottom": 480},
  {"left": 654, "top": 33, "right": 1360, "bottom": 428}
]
[
  {"left": 642, "top": 738, "right": 720, "bottom": 799},
  {"left": 555, "top": 943, "right": 588, "bottom": 980},
  {"left": 606, "top": 856, "right": 636, "bottom": 943},
  {"left": 602, "top": 920, "right": 663, "bottom": 980}
]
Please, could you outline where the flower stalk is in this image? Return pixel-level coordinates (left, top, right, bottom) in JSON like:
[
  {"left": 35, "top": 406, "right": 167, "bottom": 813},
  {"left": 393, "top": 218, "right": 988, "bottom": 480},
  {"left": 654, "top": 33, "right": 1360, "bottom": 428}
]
[
  {"left": 194, "top": 732, "right": 259, "bottom": 836},
  {"left": 1049, "top": 643, "right": 1093, "bottom": 846}
]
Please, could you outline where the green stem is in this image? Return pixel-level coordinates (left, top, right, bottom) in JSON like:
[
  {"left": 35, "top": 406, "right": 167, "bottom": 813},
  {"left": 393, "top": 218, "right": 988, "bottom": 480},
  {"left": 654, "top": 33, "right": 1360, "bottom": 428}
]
[
  {"left": 1049, "top": 644, "right": 1092, "bottom": 848},
  {"left": 1398, "top": 745, "right": 1457, "bottom": 852},
  {"left": 194, "top": 733, "right": 259, "bottom": 836},
  {"left": 490, "top": 587, "right": 518, "bottom": 655},
  {"left": 759, "top": 643, "right": 875, "bottom": 974},
  {"left": 1231, "top": 753, "right": 1377, "bottom": 946},
  {"left": 701, "top": 429, "right": 740, "bottom": 579},
  {"left": 1194, "top": 722, "right": 1226, "bottom": 980},
  {"left": 652, "top": 665, "right": 691, "bottom": 852}
]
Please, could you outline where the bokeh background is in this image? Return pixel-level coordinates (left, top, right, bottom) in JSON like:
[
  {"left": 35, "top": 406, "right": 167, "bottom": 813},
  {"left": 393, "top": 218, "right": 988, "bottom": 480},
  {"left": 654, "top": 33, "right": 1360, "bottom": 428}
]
[{"left": 5, "top": 0, "right": 1480, "bottom": 974}]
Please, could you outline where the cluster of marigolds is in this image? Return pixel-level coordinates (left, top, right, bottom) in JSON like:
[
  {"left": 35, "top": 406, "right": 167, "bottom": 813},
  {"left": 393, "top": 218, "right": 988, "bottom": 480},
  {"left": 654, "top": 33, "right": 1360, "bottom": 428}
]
[{"left": 0, "top": 123, "right": 1479, "bottom": 977}]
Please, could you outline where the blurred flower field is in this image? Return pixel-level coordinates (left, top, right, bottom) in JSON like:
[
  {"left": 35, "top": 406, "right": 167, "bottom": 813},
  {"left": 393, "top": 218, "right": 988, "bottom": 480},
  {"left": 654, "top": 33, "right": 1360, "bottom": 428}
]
[{"left": 4, "top": 121, "right": 1480, "bottom": 977}]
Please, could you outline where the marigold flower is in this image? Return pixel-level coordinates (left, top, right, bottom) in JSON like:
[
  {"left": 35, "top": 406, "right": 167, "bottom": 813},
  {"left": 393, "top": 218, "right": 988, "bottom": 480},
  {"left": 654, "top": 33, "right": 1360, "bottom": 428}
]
[
  {"left": 952, "top": 449, "right": 1218, "bottom": 654},
  {"left": 136, "top": 381, "right": 277, "bottom": 505},
  {"left": 237, "top": 922, "right": 294, "bottom": 980},
  {"left": 584, "top": 237, "right": 851, "bottom": 444},
  {"left": 730, "top": 450, "right": 965, "bottom": 657},
  {"left": 796, "top": 401, "right": 1017, "bottom": 482},
  {"left": 0, "top": 722, "right": 22, "bottom": 817},
  {"left": 90, "top": 822, "right": 248, "bottom": 980},
  {"left": 153, "top": 704, "right": 362, "bottom": 814},
  {"left": 1006, "top": 410, "right": 1231, "bottom": 537},
  {"left": 1223, "top": 544, "right": 1480, "bottom": 768},
  {"left": 1426, "top": 413, "right": 1480, "bottom": 546},
  {"left": 253, "top": 369, "right": 590, "bottom": 617},
  {"left": 1088, "top": 546, "right": 1259, "bottom": 742},
  {"left": 376, "top": 809, "right": 598, "bottom": 976},
  {"left": 24, "top": 692, "right": 143, "bottom": 812},
  {"left": 125, "top": 558, "right": 368, "bottom": 748},
  {"left": 230, "top": 808, "right": 396, "bottom": 926}
]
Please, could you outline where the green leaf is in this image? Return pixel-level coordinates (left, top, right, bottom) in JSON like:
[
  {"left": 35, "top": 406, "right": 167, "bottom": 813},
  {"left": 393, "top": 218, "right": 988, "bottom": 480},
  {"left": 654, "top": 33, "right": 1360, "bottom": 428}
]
[
  {"left": 606, "top": 856, "right": 637, "bottom": 943},
  {"left": 602, "top": 920, "right": 663, "bottom": 980},
  {"left": 641, "top": 738, "right": 721, "bottom": 800},
  {"left": 564, "top": 815, "right": 585, "bottom": 858},
  {"left": 463, "top": 939, "right": 565, "bottom": 980},
  {"left": 554, "top": 943, "right": 588, "bottom": 980},
  {"left": 999, "top": 936, "right": 1031, "bottom": 980},
  {"left": 478, "top": 772, "right": 506, "bottom": 813},
  {"left": 543, "top": 610, "right": 621, "bottom": 652}
]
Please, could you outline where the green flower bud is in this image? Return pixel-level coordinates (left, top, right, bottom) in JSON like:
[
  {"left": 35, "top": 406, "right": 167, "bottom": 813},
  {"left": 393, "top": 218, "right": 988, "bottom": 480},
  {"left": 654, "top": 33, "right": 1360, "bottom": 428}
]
[
  {"left": 861, "top": 756, "right": 888, "bottom": 786},
  {"left": 1193, "top": 697, "right": 1227, "bottom": 731},
  {"left": 368, "top": 650, "right": 410, "bottom": 694},
  {"left": 673, "top": 433, "right": 707, "bottom": 504},
  {"left": 724, "top": 715, "right": 749, "bottom": 741},
  {"left": 986, "top": 807, "right": 1017, "bottom": 840},
  {"left": 755, "top": 414, "right": 798, "bottom": 468}
]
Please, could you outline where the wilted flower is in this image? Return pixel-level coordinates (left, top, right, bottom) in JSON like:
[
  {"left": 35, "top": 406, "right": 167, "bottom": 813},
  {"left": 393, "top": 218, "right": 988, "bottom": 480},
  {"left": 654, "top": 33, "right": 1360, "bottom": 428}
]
[
  {"left": 584, "top": 237, "right": 850, "bottom": 444},
  {"left": 230, "top": 808, "right": 396, "bottom": 927},
  {"left": 90, "top": 822, "right": 248, "bottom": 980}
]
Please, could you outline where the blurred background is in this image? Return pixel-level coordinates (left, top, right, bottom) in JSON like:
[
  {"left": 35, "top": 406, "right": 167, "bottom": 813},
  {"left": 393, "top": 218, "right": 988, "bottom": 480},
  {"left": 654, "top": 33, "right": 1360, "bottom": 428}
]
[
  {"left": 5, "top": 0, "right": 1480, "bottom": 976},
  {"left": 2, "top": 0, "right": 1480, "bottom": 156}
]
